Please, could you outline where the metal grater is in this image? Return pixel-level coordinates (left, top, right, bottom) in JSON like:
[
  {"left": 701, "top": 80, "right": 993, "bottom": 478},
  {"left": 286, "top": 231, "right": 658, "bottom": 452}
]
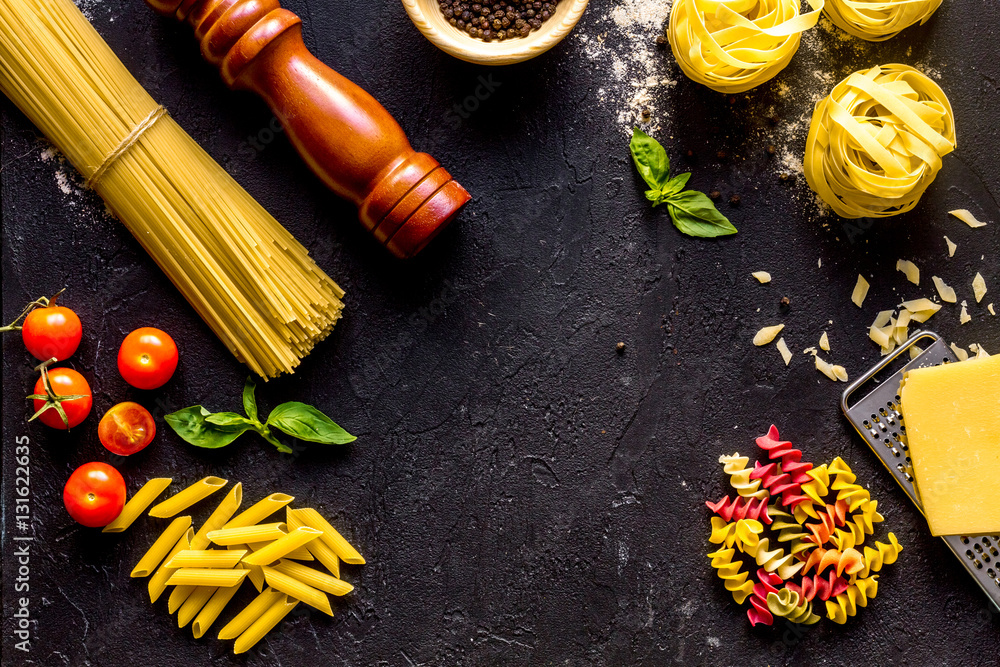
[{"left": 841, "top": 330, "right": 1000, "bottom": 611}]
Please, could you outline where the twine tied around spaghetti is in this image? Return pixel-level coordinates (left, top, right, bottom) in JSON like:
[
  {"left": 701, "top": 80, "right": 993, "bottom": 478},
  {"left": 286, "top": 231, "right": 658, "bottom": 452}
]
[{"left": 86, "top": 105, "right": 168, "bottom": 189}]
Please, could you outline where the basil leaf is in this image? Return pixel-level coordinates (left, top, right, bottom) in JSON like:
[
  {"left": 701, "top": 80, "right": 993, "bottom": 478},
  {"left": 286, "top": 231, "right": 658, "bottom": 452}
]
[
  {"left": 242, "top": 377, "right": 258, "bottom": 422},
  {"left": 666, "top": 190, "right": 738, "bottom": 238},
  {"left": 645, "top": 189, "right": 667, "bottom": 206},
  {"left": 630, "top": 128, "right": 670, "bottom": 190},
  {"left": 662, "top": 172, "right": 692, "bottom": 197},
  {"left": 258, "top": 427, "right": 293, "bottom": 454},
  {"left": 206, "top": 412, "right": 256, "bottom": 428},
  {"left": 164, "top": 406, "right": 254, "bottom": 449},
  {"left": 266, "top": 402, "right": 357, "bottom": 444}
]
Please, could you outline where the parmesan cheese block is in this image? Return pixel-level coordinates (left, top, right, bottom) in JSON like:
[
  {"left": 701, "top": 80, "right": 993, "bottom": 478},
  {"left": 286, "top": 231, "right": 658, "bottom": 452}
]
[{"left": 900, "top": 354, "right": 1000, "bottom": 536}]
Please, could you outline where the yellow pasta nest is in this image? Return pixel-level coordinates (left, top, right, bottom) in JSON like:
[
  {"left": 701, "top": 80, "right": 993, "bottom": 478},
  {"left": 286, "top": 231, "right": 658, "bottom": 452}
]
[
  {"left": 804, "top": 64, "right": 956, "bottom": 218},
  {"left": 667, "top": 0, "right": 825, "bottom": 94},
  {"left": 825, "top": 0, "right": 942, "bottom": 42}
]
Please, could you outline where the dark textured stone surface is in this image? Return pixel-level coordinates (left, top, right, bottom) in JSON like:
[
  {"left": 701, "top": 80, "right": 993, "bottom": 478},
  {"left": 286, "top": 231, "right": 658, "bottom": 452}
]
[{"left": 3, "top": 0, "right": 1000, "bottom": 665}]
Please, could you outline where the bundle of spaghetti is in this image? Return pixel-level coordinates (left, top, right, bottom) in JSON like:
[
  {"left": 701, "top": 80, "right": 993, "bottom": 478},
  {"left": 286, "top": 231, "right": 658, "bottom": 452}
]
[
  {"left": 803, "top": 499, "right": 849, "bottom": 546},
  {"left": 802, "top": 547, "right": 865, "bottom": 578},
  {"left": 766, "top": 587, "right": 821, "bottom": 625},
  {"left": 824, "top": 0, "right": 942, "bottom": 42},
  {"left": 768, "top": 506, "right": 812, "bottom": 556},
  {"left": 746, "top": 538, "right": 804, "bottom": 580},
  {"left": 786, "top": 571, "right": 849, "bottom": 602},
  {"left": 0, "top": 0, "right": 344, "bottom": 378},
  {"left": 825, "top": 575, "right": 879, "bottom": 624},
  {"left": 707, "top": 547, "right": 755, "bottom": 604},
  {"left": 667, "top": 0, "right": 825, "bottom": 94},
  {"left": 804, "top": 64, "right": 956, "bottom": 219},
  {"left": 705, "top": 495, "right": 772, "bottom": 524},
  {"left": 747, "top": 569, "right": 783, "bottom": 626},
  {"left": 856, "top": 533, "right": 902, "bottom": 579},
  {"left": 719, "top": 453, "right": 768, "bottom": 499}
]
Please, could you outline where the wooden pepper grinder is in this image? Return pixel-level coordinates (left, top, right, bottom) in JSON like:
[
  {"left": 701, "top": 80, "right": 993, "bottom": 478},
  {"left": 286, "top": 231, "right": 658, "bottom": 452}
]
[{"left": 146, "top": 0, "right": 471, "bottom": 259}]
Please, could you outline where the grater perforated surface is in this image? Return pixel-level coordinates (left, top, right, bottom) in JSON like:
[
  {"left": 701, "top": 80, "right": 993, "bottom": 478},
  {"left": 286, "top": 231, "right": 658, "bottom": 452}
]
[{"left": 841, "top": 330, "right": 1000, "bottom": 611}]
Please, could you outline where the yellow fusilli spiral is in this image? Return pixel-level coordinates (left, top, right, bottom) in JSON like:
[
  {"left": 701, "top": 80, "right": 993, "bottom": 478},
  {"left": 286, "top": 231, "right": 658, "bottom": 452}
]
[
  {"left": 829, "top": 521, "right": 866, "bottom": 551},
  {"left": 824, "top": 0, "right": 942, "bottom": 42},
  {"left": 767, "top": 588, "right": 821, "bottom": 624},
  {"left": 748, "top": 538, "right": 804, "bottom": 580},
  {"left": 667, "top": 0, "right": 825, "bottom": 94},
  {"left": 856, "top": 533, "right": 902, "bottom": 579},
  {"left": 769, "top": 506, "right": 813, "bottom": 556},
  {"left": 828, "top": 457, "right": 871, "bottom": 512},
  {"left": 707, "top": 548, "right": 755, "bottom": 604},
  {"left": 804, "top": 64, "right": 956, "bottom": 218},
  {"left": 719, "top": 453, "right": 768, "bottom": 499},
  {"left": 825, "top": 575, "right": 879, "bottom": 623}
]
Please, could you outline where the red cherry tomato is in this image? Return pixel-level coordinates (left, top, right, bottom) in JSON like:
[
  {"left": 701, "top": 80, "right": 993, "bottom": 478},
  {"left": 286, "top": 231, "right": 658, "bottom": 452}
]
[
  {"left": 32, "top": 368, "right": 92, "bottom": 429},
  {"left": 118, "top": 327, "right": 178, "bottom": 390},
  {"left": 63, "top": 462, "right": 126, "bottom": 527},
  {"left": 22, "top": 305, "right": 82, "bottom": 361},
  {"left": 99, "top": 402, "right": 156, "bottom": 455}
]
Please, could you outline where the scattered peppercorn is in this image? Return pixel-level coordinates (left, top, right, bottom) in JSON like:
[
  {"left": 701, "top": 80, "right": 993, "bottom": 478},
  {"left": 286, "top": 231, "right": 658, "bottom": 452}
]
[
  {"left": 709, "top": 190, "right": 721, "bottom": 200},
  {"left": 716, "top": 150, "right": 727, "bottom": 160},
  {"left": 766, "top": 144, "right": 776, "bottom": 156},
  {"left": 779, "top": 296, "right": 791, "bottom": 311},
  {"left": 779, "top": 172, "right": 792, "bottom": 182},
  {"left": 616, "top": 342, "right": 626, "bottom": 353},
  {"left": 438, "top": 0, "right": 559, "bottom": 41},
  {"left": 640, "top": 108, "right": 652, "bottom": 122},
  {"left": 728, "top": 96, "right": 736, "bottom": 105},
  {"left": 685, "top": 149, "right": 694, "bottom": 158},
  {"left": 767, "top": 113, "right": 779, "bottom": 125},
  {"left": 655, "top": 34, "right": 668, "bottom": 46},
  {"left": 729, "top": 194, "right": 741, "bottom": 206}
]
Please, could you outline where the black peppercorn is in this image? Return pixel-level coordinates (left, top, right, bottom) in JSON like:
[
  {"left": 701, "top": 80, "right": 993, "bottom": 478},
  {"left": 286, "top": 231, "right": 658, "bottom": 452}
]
[
  {"left": 709, "top": 190, "right": 721, "bottom": 200},
  {"left": 729, "top": 194, "right": 741, "bottom": 206},
  {"left": 616, "top": 342, "right": 626, "bottom": 353},
  {"left": 716, "top": 150, "right": 726, "bottom": 160}
]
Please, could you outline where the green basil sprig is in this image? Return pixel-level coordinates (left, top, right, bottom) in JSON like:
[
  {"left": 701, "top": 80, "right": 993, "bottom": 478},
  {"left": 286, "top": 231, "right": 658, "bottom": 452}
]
[
  {"left": 630, "top": 128, "right": 737, "bottom": 238},
  {"left": 164, "top": 378, "right": 356, "bottom": 453}
]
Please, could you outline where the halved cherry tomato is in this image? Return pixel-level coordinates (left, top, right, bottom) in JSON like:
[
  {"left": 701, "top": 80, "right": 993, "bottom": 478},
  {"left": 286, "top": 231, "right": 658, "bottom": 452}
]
[
  {"left": 118, "top": 327, "right": 178, "bottom": 390},
  {"left": 22, "top": 305, "right": 82, "bottom": 361},
  {"left": 99, "top": 402, "right": 156, "bottom": 455},
  {"left": 31, "top": 368, "right": 92, "bottom": 429},
  {"left": 63, "top": 462, "right": 126, "bottom": 527}
]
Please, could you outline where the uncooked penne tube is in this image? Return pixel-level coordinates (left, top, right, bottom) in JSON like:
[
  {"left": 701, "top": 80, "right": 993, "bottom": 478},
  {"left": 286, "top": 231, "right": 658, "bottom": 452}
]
[
  {"left": 241, "top": 527, "right": 322, "bottom": 566},
  {"left": 166, "top": 568, "right": 249, "bottom": 588},
  {"left": 169, "top": 585, "right": 196, "bottom": 614},
  {"left": 177, "top": 586, "right": 216, "bottom": 628},
  {"left": 207, "top": 522, "right": 287, "bottom": 546},
  {"left": 222, "top": 493, "right": 294, "bottom": 530},
  {"left": 273, "top": 559, "right": 354, "bottom": 596},
  {"left": 190, "top": 483, "right": 242, "bottom": 550},
  {"left": 234, "top": 595, "right": 299, "bottom": 655},
  {"left": 148, "top": 528, "right": 193, "bottom": 603},
  {"left": 166, "top": 549, "right": 246, "bottom": 569},
  {"left": 149, "top": 477, "right": 227, "bottom": 518},
  {"left": 192, "top": 577, "right": 244, "bottom": 639},
  {"left": 261, "top": 565, "right": 333, "bottom": 616},
  {"left": 289, "top": 508, "right": 364, "bottom": 564},
  {"left": 218, "top": 588, "right": 284, "bottom": 640},
  {"left": 229, "top": 545, "right": 265, "bottom": 591},
  {"left": 246, "top": 540, "right": 314, "bottom": 562},
  {"left": 306, "top": 536, "right": 341, "bottom": 579},
  {"left": 131, "top": 516, "right": 192, "bottom": 577},
  {"left": 103, "top": 478, "right": 172, "bottom": 533}
]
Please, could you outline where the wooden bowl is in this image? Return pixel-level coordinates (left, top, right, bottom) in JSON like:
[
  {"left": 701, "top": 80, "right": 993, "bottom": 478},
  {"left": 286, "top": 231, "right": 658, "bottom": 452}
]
[{"left": 402, "top": 0, "right": 589, "bottom": 65}]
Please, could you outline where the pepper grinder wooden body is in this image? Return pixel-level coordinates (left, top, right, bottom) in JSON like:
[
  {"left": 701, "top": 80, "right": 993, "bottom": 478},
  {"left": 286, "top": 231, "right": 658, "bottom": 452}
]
[{"left": 146, "top": 0, "right": 471, "bottom": 258}]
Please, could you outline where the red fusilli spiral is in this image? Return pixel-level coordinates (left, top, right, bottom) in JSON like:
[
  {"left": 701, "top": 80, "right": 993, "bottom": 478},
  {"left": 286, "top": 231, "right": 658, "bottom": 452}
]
[
  {"left": 803, "top": 500, "right": 849, "bottom": 546},
  {"left": 747, "top": 569, "right": 783, "bottom": 627},
  {"left": 706, "top": 495, "right": 772, "bottom": 524},
  {"left": 785, "top": 571, "right": 850, "bottom": 602},
  {"left": 755, "top": 425, "right": 813, "bottom": 507}
]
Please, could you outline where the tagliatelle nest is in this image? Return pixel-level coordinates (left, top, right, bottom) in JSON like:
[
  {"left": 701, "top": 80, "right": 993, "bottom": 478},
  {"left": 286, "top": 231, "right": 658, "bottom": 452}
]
[
  {"left": 804, "top": 64, "right": 956, "bottom": 219},
  {"left": 824, "top": 0, "right": 942, "bottom": 42},
  {"left": 667, "top": 0, "right": 824, "bottom": 94}
]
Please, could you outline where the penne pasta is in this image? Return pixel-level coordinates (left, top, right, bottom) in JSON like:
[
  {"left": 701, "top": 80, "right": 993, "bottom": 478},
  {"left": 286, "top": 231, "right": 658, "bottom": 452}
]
[
  {"left": 246, "top": 540, "right": 314, "bottom": 562},
  {"left": 261, "top": 565, "right": 333, "bottom": 616},
  {"left": 222, "top": 493, "right": 294, "bottom": 530},
  {"left": 272, "top": 559, "right": 354, "bottom": 596},
  {"left": 149, "top": 476, "right": 227, "bottom": 518},
  {"left": 306, "top": 537, "right": 341, "bottom": 579},
  {"left": 218, "top": 588, "right": 284, "bottom": 640},
  {"left": 168, "top": 585, "right": 196, "bottom": 614},
  {"left": 177, "top": 586, "right": 216, "bottom": 628},
  {"left": 234, "top": 595, "right": 299, "bottom": 654},
  {"left": 207, "top": 523, "right": 287, "bottom": 546},
  {"left": 241, "top": 527, "right": 322, "bottom": 566},
  {"left": 166, "top": 549, "right": 246, "bottom": 569},
  {"left": 192, "top": 577, "right": 244, "bottom": 639},
  {"left": 148, "top": 528, "right": 193, "bottom": 603},
  {"left": 103, "top": 478, "right": 172, "bottom": 533},
  {"left": 190, "top": 483, "right": 242, "bottom": 550},
  {"left": 288, "top": 508, "right": 365, "bottom": 564},
  {"left": 166, "top": 568, "right": 249, "bottom": 588},
  {"left": 131, "top": 516, "right": 192, "bottom": 577}
]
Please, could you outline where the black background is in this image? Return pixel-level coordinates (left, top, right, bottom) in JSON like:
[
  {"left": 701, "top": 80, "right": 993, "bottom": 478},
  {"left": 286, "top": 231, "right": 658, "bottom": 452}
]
[{"left": 3, "top": 0, "right": 1000, "bottom": 664}]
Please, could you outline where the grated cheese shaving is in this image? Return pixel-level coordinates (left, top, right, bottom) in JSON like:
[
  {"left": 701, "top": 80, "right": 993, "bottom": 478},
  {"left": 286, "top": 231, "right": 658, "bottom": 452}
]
[
  {"left": 851, "top": 275, "right": 870, "bottom": 308},
  {"left": 950, "top": 342, "right": 970, "bottom": 361},
  {"left": 814, "top": 354, "right": 837, "bottom": 381},
  {"left": 896, "top": 259, "right": 920, "bottom": 285},
  {"left": 776, "top": 337, "right": 792, "bottom": 366},
  {"left": 944, "top": 236, "right": 957, "bottom": 257},
  {"left": 909, "top": 345, "right": 923, "bottom": 360},
  {"left": 819, "top": 332, "right": 830, "bottom": 351},
  {"left": 949, "top": 209, "right": 988, "bottom": 228},
  {"left": 932, "top": 276, "right": 957, "bottom": 303},
  {"left": 960, "top": 300, "right": 971, "bottom": 324},
  {"left": 989, "top": 303, "right": 996, "bottom": 316},
  {"left": 802, "top": 346, "right": 818, "bottom": 354},
  {"left": 901, "top": 298, "right": 942, "bottom": 323},
  {"left": 753, "top": 324, "right": 785, "bottom": 346},
  {"left": 976, "top": 344, "right": 990, "bottom": 359},
  {"left": 832, "top": 365, "right": 849, "bottom": 382},
  {"left": 752, "top": 271, "right": 772, "bottom": 283},
  {"left": 893, "top": 309, "right": 912, "bottom": 345},
  {"left": 973, "top": 273, "right": 987, "bottom": 303},
  {"left": 869, "top": 309, "right": 895, "bottom": 354}
]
